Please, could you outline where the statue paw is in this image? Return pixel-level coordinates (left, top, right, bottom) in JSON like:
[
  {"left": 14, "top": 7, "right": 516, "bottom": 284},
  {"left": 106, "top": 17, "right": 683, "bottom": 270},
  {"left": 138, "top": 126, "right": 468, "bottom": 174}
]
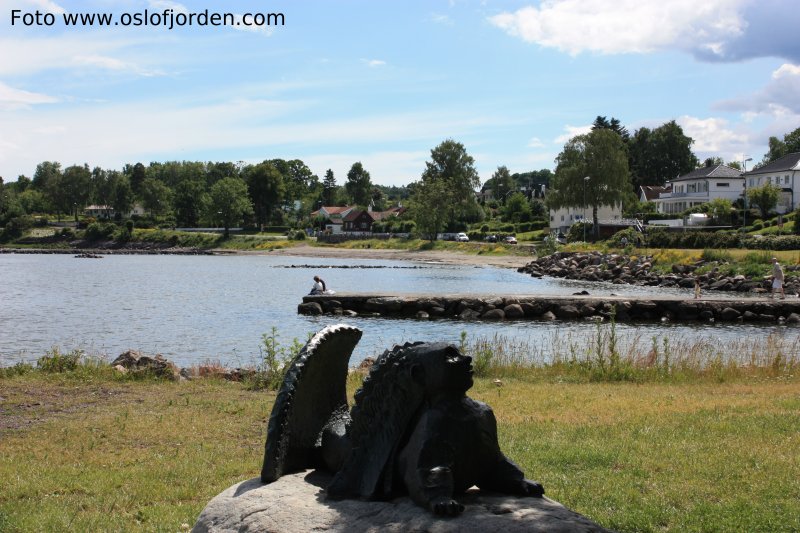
[
  {"left": 523, "top": 480, "right": 545, "bottom": 497},
  {"left": 431, "top": 497, "right": 465, "bottom": 516}
]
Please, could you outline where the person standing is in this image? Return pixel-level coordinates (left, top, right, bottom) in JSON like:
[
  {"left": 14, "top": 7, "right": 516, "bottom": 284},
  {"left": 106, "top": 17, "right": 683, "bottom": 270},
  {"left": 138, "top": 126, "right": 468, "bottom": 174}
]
[
  {"left": 771, "top": 257, "right": 785, "bottom": 299},
  {"left": 694, "top": 277, "right": 701, "bottom": 299}
]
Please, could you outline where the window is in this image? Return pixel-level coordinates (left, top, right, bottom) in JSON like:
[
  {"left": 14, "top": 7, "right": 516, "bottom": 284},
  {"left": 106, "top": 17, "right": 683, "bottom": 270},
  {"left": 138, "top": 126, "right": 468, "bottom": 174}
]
[
  {"left": 717, "top": 182, "right": 729, "bottom": 187},
  {"left": 786, "top": 175, "right": 790, "bottom": 184},
  {"left": 561, "top": 215, "right": 564, "bottom": 221}
]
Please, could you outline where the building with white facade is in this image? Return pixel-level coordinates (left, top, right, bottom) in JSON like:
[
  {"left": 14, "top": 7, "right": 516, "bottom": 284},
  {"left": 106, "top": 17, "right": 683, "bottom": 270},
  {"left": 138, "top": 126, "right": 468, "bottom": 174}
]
[
  {"left": 549, "top": 204, "right": 623, "bottom": 235},
  {"left": 654, "top": 164, "right": 743, "bottom": 214},
  {"left": 743, "top": 152, "right": 800, "bottom": 214}
]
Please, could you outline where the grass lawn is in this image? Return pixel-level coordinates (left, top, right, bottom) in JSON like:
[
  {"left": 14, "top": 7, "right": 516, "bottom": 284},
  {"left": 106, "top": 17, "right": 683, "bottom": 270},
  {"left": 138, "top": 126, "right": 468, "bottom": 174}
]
[{"left": 1, "top": 370, "right": 798, "bottom": 532}]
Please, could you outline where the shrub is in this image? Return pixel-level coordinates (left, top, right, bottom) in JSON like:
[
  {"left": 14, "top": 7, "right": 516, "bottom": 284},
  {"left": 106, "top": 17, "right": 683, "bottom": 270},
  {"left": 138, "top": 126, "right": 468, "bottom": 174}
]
[
  {"left": 291, "top": 229, "right": 306, "bottom": 240},
  {"left": 1, "top": 215, "right": 35, "bottom": 241},
  {"left": 37, "top": 348, "right": 82, "bottom": 373},
  {"left": 84, "top": 222, "right": 117, "bottom": 241},
  {"left": 751, "top": 219, "right": 764, "bottom": 230}
]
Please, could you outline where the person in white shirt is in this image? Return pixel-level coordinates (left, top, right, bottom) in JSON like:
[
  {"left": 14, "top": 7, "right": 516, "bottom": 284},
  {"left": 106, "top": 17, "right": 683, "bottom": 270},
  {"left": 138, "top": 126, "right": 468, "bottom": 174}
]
[
  {"left": 310, "top": 275, "right": 327, "bottom": 295},
  {"left": 771, "top": 258, "right": 785, "bottom": 299}
]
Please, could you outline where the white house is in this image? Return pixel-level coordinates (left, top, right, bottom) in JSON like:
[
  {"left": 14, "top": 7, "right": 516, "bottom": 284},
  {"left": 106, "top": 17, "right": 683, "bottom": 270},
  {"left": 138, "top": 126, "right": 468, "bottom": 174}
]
[
  {"left": 654, "top": 164, "right": 743, "bottom": 214},
  {"left": 743, "top": 152, "right": 800, "bottom": 214},
  {"left": 549, "top": 204, "right": 623, "bottom": 235}
]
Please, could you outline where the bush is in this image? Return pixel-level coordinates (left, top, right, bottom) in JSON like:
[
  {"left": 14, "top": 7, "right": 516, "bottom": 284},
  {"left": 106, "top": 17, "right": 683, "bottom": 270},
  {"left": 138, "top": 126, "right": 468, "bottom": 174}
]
[
  {"left": 751, "top": 219, "right": 764, "bottom": 230},
  {"left": 291, "top": 229, "right": 306, "bottom": 240},
  {"left": 59, "top": 227, "right": 76, "bottom": 239},
  {"left": 84, "top": 222, "right": 117, "bottom": 241},
  {"left": 1, "top": 215, "right": 35, "bottom": 242},
  {"left": 37, "top": 348, "right": 82, "bottom": 373}
]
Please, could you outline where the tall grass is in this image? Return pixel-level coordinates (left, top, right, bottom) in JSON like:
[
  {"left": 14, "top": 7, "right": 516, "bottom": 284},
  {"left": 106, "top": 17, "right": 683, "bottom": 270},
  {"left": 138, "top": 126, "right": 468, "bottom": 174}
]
[{"left": 458, "top": 319, "right": 799, "bottom": 383}]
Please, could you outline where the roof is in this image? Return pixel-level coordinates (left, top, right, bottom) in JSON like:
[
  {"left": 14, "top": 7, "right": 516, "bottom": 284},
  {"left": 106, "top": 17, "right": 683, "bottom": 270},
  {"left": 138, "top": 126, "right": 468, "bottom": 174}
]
[
  {"left": 746, "top": 152, "right": 800, "bottom": 175},
  {"left": 670, "top": 164, "right": 742, "bottom": 182},
  {"left": 343, "top": 210, "right": 373, "bottom": 222},
  {"left": 639, "top": 185, "right": 670, "bottom": 201},
  {"left": 311, "top": 206, "right": 353, "bottom": 218}
]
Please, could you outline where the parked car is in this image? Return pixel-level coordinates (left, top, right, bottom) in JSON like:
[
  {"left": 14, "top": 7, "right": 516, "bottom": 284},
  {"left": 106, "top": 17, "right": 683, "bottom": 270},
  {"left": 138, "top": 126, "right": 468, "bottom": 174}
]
[
  {"left": 485, "top": 234, "right": 498, "bottom": 243},
  {"left": 456, "top": 232, "right": 469, "bottom": 242},
  {"left": 504, "top": 235, "right": 517, "bottom": 245},
  {"left": 556, "top": 232, "right": 567, "bottom": 245}
]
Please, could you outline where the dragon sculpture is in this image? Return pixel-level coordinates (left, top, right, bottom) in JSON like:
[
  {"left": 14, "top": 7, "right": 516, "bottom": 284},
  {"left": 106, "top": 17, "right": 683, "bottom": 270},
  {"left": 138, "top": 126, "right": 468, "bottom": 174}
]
[{"left": 261, "top": 324, "right": 544, "bottom": 516}]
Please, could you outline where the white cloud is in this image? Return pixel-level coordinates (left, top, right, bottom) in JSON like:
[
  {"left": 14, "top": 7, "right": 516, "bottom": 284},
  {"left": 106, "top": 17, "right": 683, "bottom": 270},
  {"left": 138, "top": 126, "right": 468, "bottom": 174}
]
[
  {"left": 362, "top": 59, "right": 387, "bottom": 68},
  {"left": 489, "top": 0, "right": 746, "bottom": 56},
  {"left": 717, "top": 63, "right": 800, "bottom": 115},
  {"left": 0, "top": 82, "right": 58, "bottom": 110},
  {"left": 553, "top": 124, "right": 592, "bottom": 143},
  {"left": 25, "top": 0, "right": 66, "bottom": 14},
  {"left": 429, "top": 13, "right": 454, "bottom": 26},
  {"left": 527, "top": 137, "right": 544, "bottom": 148},
  {"left": 0, "top": 36, "right": 167, "bottom": 77},
  {"left": 676, "top": 115, "right": 750, "bottom": 158}
]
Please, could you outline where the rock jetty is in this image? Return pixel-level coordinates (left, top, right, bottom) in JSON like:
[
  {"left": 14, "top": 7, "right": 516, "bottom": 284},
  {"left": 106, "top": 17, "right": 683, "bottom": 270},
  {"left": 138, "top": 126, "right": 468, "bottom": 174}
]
[
  {"left": 299, "top": 293, "right": 800, "bottom": 324},
  {"left": 518, "top": 251, "right": 799, "bottom": 295}
]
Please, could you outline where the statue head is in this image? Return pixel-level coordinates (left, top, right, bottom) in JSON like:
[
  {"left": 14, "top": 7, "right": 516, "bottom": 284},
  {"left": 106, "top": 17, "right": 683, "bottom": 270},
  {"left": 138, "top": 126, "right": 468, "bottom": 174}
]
[{"left": 412, "top": 344, "right": 474, "bottom": 397}]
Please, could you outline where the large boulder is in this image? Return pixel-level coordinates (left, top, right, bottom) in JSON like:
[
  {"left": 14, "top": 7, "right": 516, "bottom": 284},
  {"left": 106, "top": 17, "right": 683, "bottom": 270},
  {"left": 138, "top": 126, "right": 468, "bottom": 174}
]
[
  {"left": 192, "top": 471, "right": 611, "bottom": 533},
  {"left": 110, "top": 350, "right": 177, "bottom": 379}
]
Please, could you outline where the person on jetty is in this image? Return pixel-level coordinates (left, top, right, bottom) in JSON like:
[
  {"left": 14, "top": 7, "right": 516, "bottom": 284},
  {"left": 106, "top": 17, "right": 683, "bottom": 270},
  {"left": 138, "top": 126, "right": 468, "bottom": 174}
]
[
  {"left": 694, "top": 277, "right": 701, "bottom": 299},
  {"left": 771, "top": 258, "right": 785, "bottom": 299},
  {"left": 310, "top": 275, "right": 327, "bottom": 295}
]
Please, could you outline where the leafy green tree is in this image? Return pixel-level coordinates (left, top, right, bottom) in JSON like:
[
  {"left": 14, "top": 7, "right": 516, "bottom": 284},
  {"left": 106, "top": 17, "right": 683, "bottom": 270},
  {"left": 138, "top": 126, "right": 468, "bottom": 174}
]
[
  {"left": 140, "top": 177, "right": 173, "bottom": 216},
  {"left": 705, "top": 198, "right": 733, "bottom": 225},
  {"left": 322, "top": 169, "right": 337, "bottom": 206},
  {"left": 208, "top": 177, "right": 254, "bottom": 237},
  {"left": 110, "top": 172, "right": 134, "bottom": 218},
  {"left": 491, "top": 166, "right": 515, "bottom": 204},
  {"left": 345, "top": 162, "right": 372, "bottom": 206},
  {"left": 503, "top": 192, "right": 531, "bottom": 222},
  {"left": 420, "top": 139, "right": 481, "bottom": 229},
  {"left": 592, "top": 115, "right": 629, "bottom": 141},
  {"left": 410, "top": 179, "right": 449, "bottom": 241},
  {"left": 90, "top": 167, "right": 115, "bottom": 218},
  {"left": 127, "top": 162, "right": 146, "bottom": 195},
  {"left": 747, "top": 183, "right": 781, "bottom": 219},
  {"left": 173, "top": 179, "right": 207, "bottom": 227},
  {"left": 32, "top": 161, "right": 61, "bottom": 192},
  {"left": 629, "top": 121, "right": 698, "bottom": 188},
  {"left": 245, "top": 162, "right": 285, "bottom": 228},
  {"left": 61, "top": 164, "right": 92, "bottom": 221},
  {"left": 762, "top": 127, "right": 800, "bottom": 163},
  {"left": 549, "top": 128, "right": 631, "bottom": 239},
  {"left": 17, "top": 189, "right": 47, "bottom": 214}
]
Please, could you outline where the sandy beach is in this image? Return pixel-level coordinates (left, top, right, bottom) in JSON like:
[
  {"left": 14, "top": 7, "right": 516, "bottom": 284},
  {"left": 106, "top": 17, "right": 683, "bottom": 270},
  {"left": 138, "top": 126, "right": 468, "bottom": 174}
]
[{"left": 261, "top": 242, "right": 533, "bottom": 269}]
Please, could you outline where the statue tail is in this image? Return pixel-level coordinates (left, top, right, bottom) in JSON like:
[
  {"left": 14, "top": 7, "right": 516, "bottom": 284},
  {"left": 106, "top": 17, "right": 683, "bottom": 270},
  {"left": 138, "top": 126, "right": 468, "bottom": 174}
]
[{"left": 261, "top": 324, "right": 362, "bottom": 483}]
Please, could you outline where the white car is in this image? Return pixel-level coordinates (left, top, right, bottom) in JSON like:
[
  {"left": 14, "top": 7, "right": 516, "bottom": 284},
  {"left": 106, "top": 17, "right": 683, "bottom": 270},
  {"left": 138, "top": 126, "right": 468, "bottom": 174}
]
[{"left": 456, "top": 232, "right": 469, "bottom": 242}]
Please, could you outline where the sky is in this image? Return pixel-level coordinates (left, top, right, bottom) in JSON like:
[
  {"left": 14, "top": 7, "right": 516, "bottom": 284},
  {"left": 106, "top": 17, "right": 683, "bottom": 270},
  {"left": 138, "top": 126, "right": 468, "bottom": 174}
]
[{"left": 1, "top": 0, "right": 799, "bottom": 187}]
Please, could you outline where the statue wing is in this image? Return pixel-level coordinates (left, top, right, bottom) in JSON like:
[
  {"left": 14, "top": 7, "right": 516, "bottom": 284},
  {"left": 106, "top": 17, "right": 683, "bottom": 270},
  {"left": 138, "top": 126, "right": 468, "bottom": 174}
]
[{"left": 261, "top": 324, "right": 363, "bottom": 483}]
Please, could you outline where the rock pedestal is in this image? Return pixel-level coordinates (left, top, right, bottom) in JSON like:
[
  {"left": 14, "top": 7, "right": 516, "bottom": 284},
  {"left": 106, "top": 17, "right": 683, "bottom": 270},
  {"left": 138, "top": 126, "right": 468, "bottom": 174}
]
[{"left": 193, "top": 470, "right": 611, "bottom": 533}]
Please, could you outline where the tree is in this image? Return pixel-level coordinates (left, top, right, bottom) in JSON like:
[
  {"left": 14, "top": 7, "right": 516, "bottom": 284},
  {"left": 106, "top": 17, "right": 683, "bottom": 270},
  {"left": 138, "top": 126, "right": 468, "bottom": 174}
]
[
  {"left": 245, "top": 162, "right": 285, "bottom": 228},
  {"left": 629, "top": 121, "right": 698, "bottom": 188},
  {"left": 706, "top": 198, "right": 733, "bottom": 225},
  {"left": 322, "top": 169, "right": 337, "bottom": 206},
  {"left": 410, "top": 179, "right": 449, "bottom": 241},
  {"left": 747, "top": 183, "right": 781, "bottom": 219},
  {"left": 491, "top": 166, "right": 515, "bottom": 204},
  {"left": 549, "top": 128, "right": 631, "bottom": 239},
  {"left": 140, "top": 177, "right": 173, "bottom": 216},
  {"left": 32, "top": 161, "right": 62, "bottom": 217},
  {"left": 420, "top": 139, "right": 481, "bottom": 229},
  {"left": 110, "top": 172, "right": 134, "bottom": 218},
  {"left": 762, "top": 127, "right": 800, "bottom": 163},
  {"left": 127, "top": 162, "right": 146, "bottom": 195},
  {"left": 208, "top": 177, "right": 254, "bottom": 237},
  {"left": 90, "top": 167, "right": 114, "bottom": 218},
  {"left": 61, "top": 164, "right": 92, "bottom": 221},
  {"left": 592, "top": 115, "right": 629, "bottom": 142},
  {"left": 503, "top": 192, "right": 531, "bottom": 222},
  {"left": 173, "top": 179, "right": 207, "bottom": 227},
  {"left": 345, "top": 162, "right": 372, "bottom": 206}
]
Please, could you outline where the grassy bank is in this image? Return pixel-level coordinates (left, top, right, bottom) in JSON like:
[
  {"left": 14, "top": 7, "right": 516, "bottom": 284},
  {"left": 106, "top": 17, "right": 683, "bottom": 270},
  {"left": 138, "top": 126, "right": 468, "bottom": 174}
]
[{"left": 1, "top": 350, "right": 798, "bottom": 532}]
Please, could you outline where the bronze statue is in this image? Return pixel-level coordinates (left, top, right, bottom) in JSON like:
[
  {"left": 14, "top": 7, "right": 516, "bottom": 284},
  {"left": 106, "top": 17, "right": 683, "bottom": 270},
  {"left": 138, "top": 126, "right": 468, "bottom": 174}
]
[{"left": 261, "top": 324, "right": 544, "bottom": 516}]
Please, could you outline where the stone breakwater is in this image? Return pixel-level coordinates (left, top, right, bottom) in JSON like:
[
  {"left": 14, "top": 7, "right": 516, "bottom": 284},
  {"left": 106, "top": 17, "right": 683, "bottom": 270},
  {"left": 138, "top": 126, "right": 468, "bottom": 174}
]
[
  {"left": 518, "top": 251, "right": 800, "bottom": 295},
  {"left": 299, "top": 293, "right": 800, "bottom": 324},
  {"left": 0, "top": 247, "right": 212, "bottom": 255}
]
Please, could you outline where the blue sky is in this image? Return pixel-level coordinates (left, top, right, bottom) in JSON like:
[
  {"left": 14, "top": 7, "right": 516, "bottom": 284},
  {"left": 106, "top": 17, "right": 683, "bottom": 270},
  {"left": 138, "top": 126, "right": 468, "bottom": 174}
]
[{"left": 1, "top": 0, "right": 799, "bottom": 186}]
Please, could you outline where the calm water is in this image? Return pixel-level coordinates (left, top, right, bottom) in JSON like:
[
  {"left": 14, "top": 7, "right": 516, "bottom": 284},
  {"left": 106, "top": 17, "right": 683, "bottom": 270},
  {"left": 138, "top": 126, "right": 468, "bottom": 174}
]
[{"left": 0, "top": 253, "right": 796, "bottom": 367}]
